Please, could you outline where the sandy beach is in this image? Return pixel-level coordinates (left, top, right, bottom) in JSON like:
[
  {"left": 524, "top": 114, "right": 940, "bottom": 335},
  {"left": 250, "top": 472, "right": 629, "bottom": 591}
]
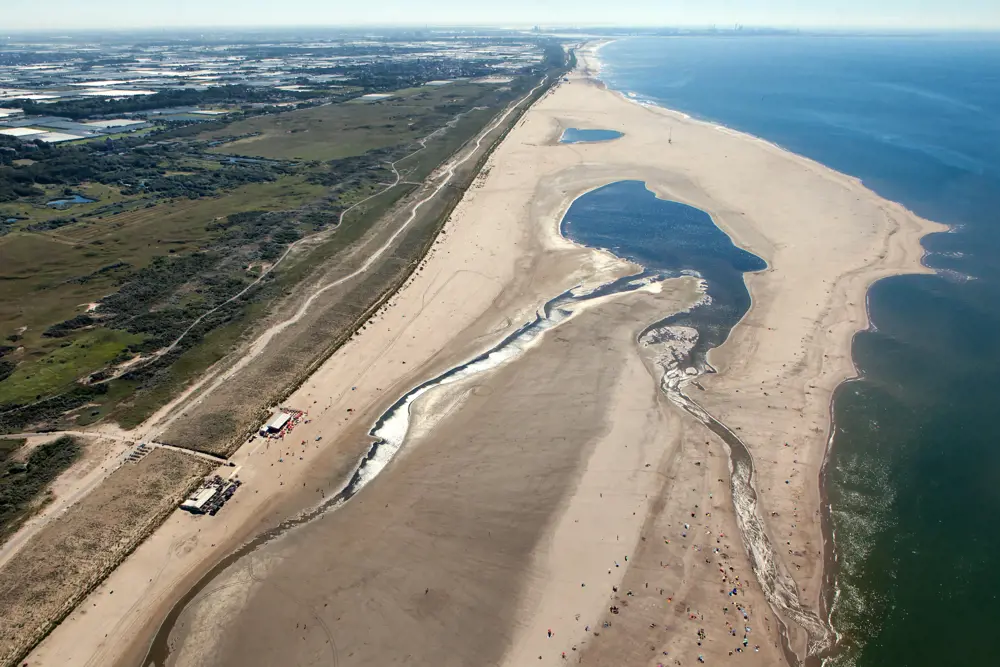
[{"left": 22, "top": 46, "right": 941, "bottom": 667}]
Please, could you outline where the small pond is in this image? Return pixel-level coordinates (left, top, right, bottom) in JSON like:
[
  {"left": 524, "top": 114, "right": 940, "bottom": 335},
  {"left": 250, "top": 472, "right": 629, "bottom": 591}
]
[
  {"left": 47, "top": 194, "right": 96, "bottom": 208},
  {"left": 559, "top": 128, "right": 624, "bottom": 143}
]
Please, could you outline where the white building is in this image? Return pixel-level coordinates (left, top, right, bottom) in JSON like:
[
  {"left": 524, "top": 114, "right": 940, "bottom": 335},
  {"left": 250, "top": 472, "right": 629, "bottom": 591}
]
[
  {"left": 259, "top": 411, "right": 290, "bottom": 436},
  {"left": 180, "top": 487, "right": 218, "bottom": 514}
]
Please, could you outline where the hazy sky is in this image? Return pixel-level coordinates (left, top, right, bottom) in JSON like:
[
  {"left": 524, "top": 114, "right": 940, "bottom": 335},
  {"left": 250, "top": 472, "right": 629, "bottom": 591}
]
[{"left": 5, "top": 0, "right": 1000, "bottom": 31}]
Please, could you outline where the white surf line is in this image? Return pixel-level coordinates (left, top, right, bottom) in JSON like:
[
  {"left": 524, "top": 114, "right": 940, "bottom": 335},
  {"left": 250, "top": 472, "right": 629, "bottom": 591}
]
[
  {"left": 146, "top": 78, "right": 548, "bottom": 438},
  {"left": 337, "top": 274, "right": 664, "bottom": 512},
  {"left": 229, "top": 273, "right": 667, "bottom": 551}
]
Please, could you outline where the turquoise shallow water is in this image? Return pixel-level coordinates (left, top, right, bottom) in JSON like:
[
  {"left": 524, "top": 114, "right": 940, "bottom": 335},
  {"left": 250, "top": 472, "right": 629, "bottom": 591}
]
[
  {"left": 599, "top": 34, "right": 1000, "bottom": 666},
  {"left": 559, "top": 127, "right": 624, "bottom": 143}
]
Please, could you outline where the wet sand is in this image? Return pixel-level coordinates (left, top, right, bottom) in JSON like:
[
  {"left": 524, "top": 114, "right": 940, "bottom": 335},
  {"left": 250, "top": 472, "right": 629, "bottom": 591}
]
[
  {"left": 25, "top": 48, "right": 941, "bottom": 667},
  {"left": 163, "top": 284, "right": 708, "bottom": 667}
]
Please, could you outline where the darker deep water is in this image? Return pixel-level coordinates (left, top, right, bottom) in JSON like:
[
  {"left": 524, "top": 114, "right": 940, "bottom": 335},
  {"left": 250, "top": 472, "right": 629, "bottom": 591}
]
[
  {"left": 601, "top": 34, "right": 1000, "bottom": 666},
  {"left": 562, "top": 180, "right": 765, "bottom": 368}
]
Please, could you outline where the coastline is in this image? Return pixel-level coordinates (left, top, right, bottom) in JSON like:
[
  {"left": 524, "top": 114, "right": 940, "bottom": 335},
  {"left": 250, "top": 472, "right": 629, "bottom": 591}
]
[
  {"left": 202, "top": 53, "right": 933, "bottom": 666},
  {"left": 584, "top": 42, "right": 944, "bottom": 663},
  {"left": 22, "top": 44, "right": 944, "bottom": 667},
  {"left": 16, "top": 76, "right": 566, "bottom": 667},
  {"left": 587, "top": 42, "right": 947, "bottom": 662}
]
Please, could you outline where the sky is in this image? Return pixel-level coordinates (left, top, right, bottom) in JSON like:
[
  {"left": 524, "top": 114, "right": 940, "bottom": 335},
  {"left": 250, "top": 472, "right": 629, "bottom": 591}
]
[{"left": 4, "top": 0, "right": 1000, "bottom": 31}]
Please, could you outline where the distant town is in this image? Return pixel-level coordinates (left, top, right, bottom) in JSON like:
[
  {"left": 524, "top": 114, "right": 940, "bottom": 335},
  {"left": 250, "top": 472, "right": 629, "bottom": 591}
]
[{"left": 0, "top": 29, "right": 548, "bottom": 144}]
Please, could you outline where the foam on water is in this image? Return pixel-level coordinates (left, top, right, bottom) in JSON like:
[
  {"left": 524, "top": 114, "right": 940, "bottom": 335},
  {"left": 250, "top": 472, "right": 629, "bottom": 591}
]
[{"left": 345, "top": 271, "right": 672, "bottom": 501}]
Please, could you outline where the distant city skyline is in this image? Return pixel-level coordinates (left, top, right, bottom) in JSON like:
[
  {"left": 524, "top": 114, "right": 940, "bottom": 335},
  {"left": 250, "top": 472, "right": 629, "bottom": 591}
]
[{"left": 4, "top": 0, "right": 1000, "bottom": 31}]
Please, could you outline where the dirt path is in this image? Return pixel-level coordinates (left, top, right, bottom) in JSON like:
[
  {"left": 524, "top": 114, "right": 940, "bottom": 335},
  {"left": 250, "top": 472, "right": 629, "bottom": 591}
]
[
  {"left": 0, "top": 433, "right": 223, "bottom": 573},
  {"left": 142, "top": 79, "right": 546, "bottom": 441}
]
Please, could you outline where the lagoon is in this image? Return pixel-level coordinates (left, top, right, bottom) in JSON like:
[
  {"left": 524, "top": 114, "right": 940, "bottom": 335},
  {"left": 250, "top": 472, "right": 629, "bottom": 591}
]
[{"left": 559, "top": 128, "right": 623, "bottom": 143}]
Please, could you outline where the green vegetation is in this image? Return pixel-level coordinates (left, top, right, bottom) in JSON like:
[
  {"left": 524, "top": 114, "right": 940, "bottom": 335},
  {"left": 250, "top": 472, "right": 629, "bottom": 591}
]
[
  {"left": 0, "top": 435, "right": 81, "bottom": 543},
  {"left": 0, "top": 438, "right": 24, "bottom": 464},
  {"left": 0, "top": 329, "right": 142, "bottom": 406},
  {"left": 0, "top": 175, "right": 323, "bottom": 344},
  {"left": 111, "top": 305, "right": 262, "bottom": 429},
  {"left": 0, "top": 134, "right": 294, "bottom": 206},
  {"left": 0, "top": 182, "right": 128, "bottom": 229},
  {"left": 0, "top": 67, "right": 555, "bottom": 434},
  {"left": 0, "top": 347, "right": 15, "bottom": 385},
  {"left": 3, "top": 85, "right": 315, "bottom": 121},
  {"left": 198, "top": 82, "right": 515, "bottom": 161}
]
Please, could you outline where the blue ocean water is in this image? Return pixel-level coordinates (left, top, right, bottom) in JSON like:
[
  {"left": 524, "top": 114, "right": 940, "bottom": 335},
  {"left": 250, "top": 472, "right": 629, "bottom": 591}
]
[{"left": 599, "top": 34, "right": 1000, "bottom": 666}]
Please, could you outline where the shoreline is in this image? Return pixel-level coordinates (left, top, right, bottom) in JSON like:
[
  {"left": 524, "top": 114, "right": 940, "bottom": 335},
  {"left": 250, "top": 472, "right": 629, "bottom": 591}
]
[
  {"left": 19, "top": 44, "right": 944, "bottom": 667},
  {"left": 592, "top": 40, "right": 949, "bottom": 243},
  {"left": 158, "top": 58, "right": 942, "bottom": 666},
  {"left": 14, "top": 73, "right": 564, "bottom": 667},
  {"left": 589, "top": 46, "right": 945, "bottom": 663},
  {"left": 149, "top": 267, "right": 678, "bottom": 664},
  {"left": 574, "top": 41, "right": 942, "bottom": 662}
]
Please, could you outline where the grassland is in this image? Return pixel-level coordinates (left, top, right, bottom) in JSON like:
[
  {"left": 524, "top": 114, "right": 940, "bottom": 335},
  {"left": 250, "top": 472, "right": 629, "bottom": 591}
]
[
  {"left": 0, "top": 76, "right": 549, "bottom": 436},
  {"left": 0, "top": 331, "right": 142, "bottom": 406},
  {"left": 0, "top": 447, "right": 213, "bottom": 667},
  {"left": 0, "top": 176, "right": 326, "bottom": 425},
  {"left": 0, "top": 176, "right": 321, "bottom": 339},
  {"left": 199, "top": 82, "right": 510, "bottom": 161},
  {"left": 110, "top": 303, "right": 267, "bottom": 429}
]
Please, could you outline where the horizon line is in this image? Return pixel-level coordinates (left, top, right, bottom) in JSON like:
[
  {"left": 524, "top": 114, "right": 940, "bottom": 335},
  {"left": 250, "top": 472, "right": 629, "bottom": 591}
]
[{"left": 4, "top": 24, "right": 1000, "bottom": 35}]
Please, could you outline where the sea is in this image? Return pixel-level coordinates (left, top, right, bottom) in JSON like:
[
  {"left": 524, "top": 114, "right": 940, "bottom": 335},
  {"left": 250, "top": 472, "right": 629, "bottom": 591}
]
[{"left": 597, "top": 34, "right": 1000, "bottom": 666}]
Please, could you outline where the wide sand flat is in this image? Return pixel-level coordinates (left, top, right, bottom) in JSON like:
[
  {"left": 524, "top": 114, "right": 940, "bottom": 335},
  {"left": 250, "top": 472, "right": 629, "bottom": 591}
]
[
  {"left": 164, "top": 283, "right": 715, "bottom": 667},
  {"left": 26, "top": 54, "right": 939, "bottom": 667}
]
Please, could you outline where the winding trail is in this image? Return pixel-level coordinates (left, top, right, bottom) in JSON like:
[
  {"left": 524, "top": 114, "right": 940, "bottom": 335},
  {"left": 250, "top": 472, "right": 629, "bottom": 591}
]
[
  {"left": 146, "top": 104, "right": 490, "bottom": 368},
  {"left": 0, "top": 106, "right": 490, "bottom": 422},
  {"left": 145, "top": 80, "right": 546, "bottom": 438}
]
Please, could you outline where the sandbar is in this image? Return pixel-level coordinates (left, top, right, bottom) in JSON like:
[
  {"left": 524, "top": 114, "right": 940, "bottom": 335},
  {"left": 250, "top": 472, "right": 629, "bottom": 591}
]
[{"left": 23, "top": 46, "right": 941, "bottom": 667}]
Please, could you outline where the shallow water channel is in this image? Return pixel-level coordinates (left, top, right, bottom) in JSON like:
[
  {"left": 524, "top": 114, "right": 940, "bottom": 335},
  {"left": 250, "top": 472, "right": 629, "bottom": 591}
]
[{"left": 145, "top": 180, "right": 831, "bottom": 665}]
